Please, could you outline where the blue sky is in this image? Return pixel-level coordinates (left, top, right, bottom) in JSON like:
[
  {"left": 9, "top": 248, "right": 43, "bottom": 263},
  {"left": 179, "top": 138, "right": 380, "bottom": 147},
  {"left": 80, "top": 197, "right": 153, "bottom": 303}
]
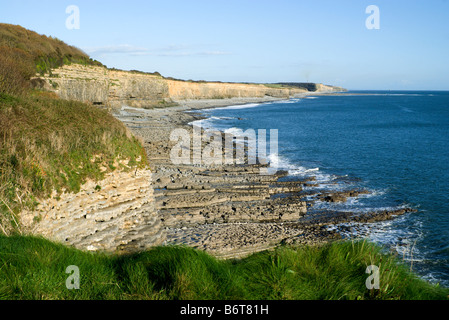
[{"left": 1, "top": 0, "right": 448, "bottom": 90}]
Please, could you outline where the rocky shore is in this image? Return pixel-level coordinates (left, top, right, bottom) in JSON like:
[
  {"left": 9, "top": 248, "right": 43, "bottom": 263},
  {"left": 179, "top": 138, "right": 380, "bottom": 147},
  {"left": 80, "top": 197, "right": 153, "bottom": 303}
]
[{"left": 113, "top": 96, "right": 416, "bottom": 259}]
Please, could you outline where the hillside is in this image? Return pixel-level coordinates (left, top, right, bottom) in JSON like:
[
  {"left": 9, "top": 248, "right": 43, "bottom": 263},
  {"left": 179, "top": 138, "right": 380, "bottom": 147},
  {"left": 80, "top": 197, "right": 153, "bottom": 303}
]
[
  {"left": 0, "top": 24, "right": 164, "bottom": 250},
  {"left": 0, "top": 23, "right": 102, "bottom": 95}
]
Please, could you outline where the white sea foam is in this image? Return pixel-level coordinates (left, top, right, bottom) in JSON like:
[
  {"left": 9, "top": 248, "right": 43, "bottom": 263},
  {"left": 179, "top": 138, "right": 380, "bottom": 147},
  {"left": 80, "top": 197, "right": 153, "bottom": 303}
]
[
  {"left": 266, "top": 153, "right": 320, "bottom": 175},
  {"left": 202, "top": 103, "right": 263, "bottom": 111},
  {"left": 188, "top": 115, "right": 235, "bottom": 129},
  {"left": 265, "top": 98, "right": 302, "bottom": 105},
  {"left": 356, "top": 188, "right": 388, "bottom": 199},
  {"left": 201, "top": 98, "right": 308, "bottom": 111},
  {"left": 188, "top": 118, "right": 213, "bottom": 129}
]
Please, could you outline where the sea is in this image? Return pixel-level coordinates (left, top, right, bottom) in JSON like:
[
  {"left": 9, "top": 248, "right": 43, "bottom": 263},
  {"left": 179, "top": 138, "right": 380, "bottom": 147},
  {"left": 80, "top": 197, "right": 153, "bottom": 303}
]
[{"left": 192, "top": 90, "right": 449, "bottom": 287}]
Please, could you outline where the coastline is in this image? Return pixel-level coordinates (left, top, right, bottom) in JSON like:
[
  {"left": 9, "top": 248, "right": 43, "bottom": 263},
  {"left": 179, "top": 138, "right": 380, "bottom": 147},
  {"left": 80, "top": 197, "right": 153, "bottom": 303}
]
[{"left": 113, "top": 95, "right": 413, "bottom": 259}]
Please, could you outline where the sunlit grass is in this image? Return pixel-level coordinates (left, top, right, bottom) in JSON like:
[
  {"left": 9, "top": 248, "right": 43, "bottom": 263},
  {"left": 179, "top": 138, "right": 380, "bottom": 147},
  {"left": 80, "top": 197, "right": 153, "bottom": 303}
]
[{"left": 1, "top": 236, "right": 447, "bottom": 300}]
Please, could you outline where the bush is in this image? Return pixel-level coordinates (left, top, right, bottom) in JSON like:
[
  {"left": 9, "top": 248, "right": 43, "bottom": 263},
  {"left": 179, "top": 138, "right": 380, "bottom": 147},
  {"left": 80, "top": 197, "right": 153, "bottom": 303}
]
[{"left": 0, "top": 47, "right": 34, "bottom": 95}]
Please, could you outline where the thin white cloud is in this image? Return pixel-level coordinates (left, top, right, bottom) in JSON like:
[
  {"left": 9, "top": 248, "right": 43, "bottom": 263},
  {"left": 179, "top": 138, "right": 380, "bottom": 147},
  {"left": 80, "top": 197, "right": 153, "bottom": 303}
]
[
  {"left": 83, "top": 44, "right": 231, "bottom": 57},
  {"left": 199, "top": 51, "right": 231, "bottom": 56},
  {"left": 151, "top": 50, "right": 231, "bottom": 57},
  {"left": 83, "top": 44, "right": 150, "bottom": 55}
]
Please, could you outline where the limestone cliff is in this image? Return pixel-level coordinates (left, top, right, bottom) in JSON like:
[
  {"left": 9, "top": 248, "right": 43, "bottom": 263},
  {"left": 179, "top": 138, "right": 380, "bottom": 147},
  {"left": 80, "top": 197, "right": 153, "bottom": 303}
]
[
  {"left": 20, "top": 167, "right": 165, "bottom": 253},
  {"left": 277, "top": 82, "right": 346, "bottom": 93},
  {"left": 33, "top": 64, "right": 344, "bottom": 109},
  {"left": 166, "top": 80, "right": 306, "bottom": 100},
  {"left": 33, "top": 64, "right": 170, "bottom": 110}
]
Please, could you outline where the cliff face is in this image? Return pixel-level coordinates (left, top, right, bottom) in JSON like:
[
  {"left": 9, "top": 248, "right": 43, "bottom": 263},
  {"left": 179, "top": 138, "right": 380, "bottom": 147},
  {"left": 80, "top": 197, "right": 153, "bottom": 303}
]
[
  {"left": 277, "top": 82, "right": 346, "bottom": 93},
  {"left": 314, "top": 83, "right": 346, "bottom": 92},
  {"left": 34, "top": 65, "right": 170, "bottom": 109},
  {"left": 166, "top": 80, "right": 306, "bottom": 100},
  {"left": 34, "top": 64, "right": 344, "bottom": 109},
  {"left": 20, "top": 167, "right": 166, "bottom": 253}
]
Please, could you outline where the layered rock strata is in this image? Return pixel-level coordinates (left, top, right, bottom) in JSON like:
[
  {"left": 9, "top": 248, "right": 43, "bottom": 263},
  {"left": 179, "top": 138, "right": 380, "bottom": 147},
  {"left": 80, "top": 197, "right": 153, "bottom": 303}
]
[
  {"left": 33, "top": 65, "right": 169, "bottom": 110},
  {"left": 114, "top": 101, "right": 413, "bottom": 259},
  {"left": 32, "top": 64, "right": 343, "bottom": 110},
  {"left": 20, "top": 168, "right": 165, "bottom": 253}
]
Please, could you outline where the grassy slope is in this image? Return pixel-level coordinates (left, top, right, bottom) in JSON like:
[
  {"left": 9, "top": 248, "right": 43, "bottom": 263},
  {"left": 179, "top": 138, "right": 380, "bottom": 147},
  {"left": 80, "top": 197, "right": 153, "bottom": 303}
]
[
  {"left": 0, "top": 236, "right": 447, "bottom": 300},
  {"left": 0, "top": 24, "right": 147, "bottom": 234},
  {"left": 0, "top": 91, "right": 147, "bottom": 234},
  {"left": 0, "top": 23, "right": 102, "bottom": 76}
]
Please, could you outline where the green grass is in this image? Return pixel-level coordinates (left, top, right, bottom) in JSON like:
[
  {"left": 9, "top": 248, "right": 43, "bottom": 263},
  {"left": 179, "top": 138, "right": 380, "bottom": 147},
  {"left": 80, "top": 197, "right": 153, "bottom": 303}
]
[
  {"left": 0, "top": 236, "right": 447, "bottom": 300},
  {"left": 0, "top": 23, "right": 102, "bottom": 77},
  {"left": 0, "top": 23, "right": 103, "bottom": 97},
  {"left": 263, "top": 84, "right": 288, "bottom": 89}
]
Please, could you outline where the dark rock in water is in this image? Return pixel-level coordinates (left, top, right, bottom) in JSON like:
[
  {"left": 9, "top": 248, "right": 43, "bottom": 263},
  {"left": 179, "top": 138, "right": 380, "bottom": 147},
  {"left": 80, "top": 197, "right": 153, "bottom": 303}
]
[
  {"left": 354, "top": 207, "right": 417, "bottom": 223},
  {"left": 323, "top": 194, "right": 347, "bottom": 202},
  {"left": 274, "top": 170, "right": 289, "bottom": 177},
  {"left": 291, "top": 207, "right": 417, "bottom": 227},
  {"left": 332, "top": 175, "right": 362, "bottom": 184},
  {"left": 317, "top": 189, "right": 370, "bottom": 203}
]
